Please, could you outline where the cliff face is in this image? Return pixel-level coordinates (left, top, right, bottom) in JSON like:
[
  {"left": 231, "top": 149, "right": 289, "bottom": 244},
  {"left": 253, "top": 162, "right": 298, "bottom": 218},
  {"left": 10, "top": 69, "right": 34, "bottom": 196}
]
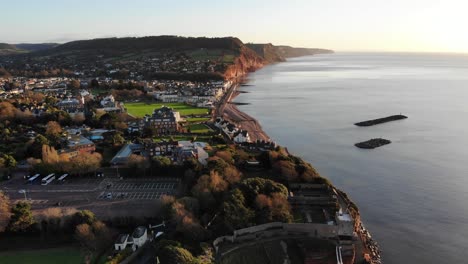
[
  {"left": 224, "top": 45, "right": 265, "bottom": 79},
  {"left": 275, "top": 45, "right": 334, "bottom": 58},
  {"left": 246, "top": 43, "right": 286, "bottom": 63}
]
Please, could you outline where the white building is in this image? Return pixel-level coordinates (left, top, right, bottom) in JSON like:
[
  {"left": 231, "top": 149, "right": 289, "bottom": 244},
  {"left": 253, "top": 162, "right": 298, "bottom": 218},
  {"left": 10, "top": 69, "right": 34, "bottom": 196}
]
[
  {"left": 114, "top": 234, "right": 130, "bottom": 251},
  {"left": 131, "top": 226, "right": 148, "bottom": 251},
  {"left": 233, "top": 130, "right": 250, "bottom": 143}
]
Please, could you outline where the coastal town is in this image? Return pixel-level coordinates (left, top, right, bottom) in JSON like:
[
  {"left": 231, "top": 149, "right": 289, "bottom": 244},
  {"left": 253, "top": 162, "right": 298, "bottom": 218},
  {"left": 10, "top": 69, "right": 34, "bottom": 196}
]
[{"left": 0, "top": 36, "right": 380, "bottom": 264}]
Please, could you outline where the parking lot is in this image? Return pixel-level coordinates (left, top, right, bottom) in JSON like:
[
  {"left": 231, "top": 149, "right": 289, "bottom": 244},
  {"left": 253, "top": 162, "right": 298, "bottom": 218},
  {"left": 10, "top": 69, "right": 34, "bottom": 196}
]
[
  {"left": 98, "top": 191, "right": 173, "bottom": 200},
  {"left": 98, "top": 180, "right": 179, "bottom": 200},
  {"left": 111, "top": 182, "right": 177, "bottom": 190}
]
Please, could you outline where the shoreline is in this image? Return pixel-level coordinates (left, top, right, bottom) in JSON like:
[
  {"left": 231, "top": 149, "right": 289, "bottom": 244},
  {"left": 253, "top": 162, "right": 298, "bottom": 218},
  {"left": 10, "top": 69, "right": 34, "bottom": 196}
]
[
  {"left": 219, "top": 72, "right": 383, "bottom": 263},
  {"left": 219, "top": 82, "right": 271, "bottom": 142}
]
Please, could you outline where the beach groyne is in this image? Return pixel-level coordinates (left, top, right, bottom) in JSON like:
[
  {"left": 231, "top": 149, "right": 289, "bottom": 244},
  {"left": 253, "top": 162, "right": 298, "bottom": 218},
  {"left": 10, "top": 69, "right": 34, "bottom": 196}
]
[{"left": 355, "top": 115, "right": 407, "bottom": 127}]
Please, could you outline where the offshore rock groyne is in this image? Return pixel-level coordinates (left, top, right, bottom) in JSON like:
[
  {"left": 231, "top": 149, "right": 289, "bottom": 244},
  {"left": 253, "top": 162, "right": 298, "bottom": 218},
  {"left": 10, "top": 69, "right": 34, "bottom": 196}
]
[
  {"left": 355, "top": 138, "right": 392, "bottom": 149},
  {"left": 355, "top": 115, "right": 407, "bottom": 127}
]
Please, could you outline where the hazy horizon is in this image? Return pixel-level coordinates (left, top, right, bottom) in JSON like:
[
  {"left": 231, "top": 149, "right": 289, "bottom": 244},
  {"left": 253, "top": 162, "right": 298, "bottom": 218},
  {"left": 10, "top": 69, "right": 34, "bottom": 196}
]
[{"left": 3, "top": 0, "right": 468, "bottom": 53}]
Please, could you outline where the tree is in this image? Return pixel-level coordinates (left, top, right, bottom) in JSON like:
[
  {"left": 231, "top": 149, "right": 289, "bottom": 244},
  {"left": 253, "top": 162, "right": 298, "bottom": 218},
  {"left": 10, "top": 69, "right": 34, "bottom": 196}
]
[
  {"left": 223, "top": 166, "right": 242, "bottom": 184},
  {"left": 72, "top": 210, "right": 96, "bottom": 226},
  {"left": 127, "top": 154, "right": 149, "bottom": 170},
  {"left": 7, "top": 202, "right": 35, "bottom": 232},
  {"left": 255, "top": 193, "right": 292, "bottom": 223},
  {"left": 0, "top": 191, "right": 11, "bottom": 232},
  {"left": 66, "top": 152, "right": 102, "bottom": 176},
  {"left": 42, "top": 145, "right": 60, "bottom": 164},
  {"left": 223, "top": 189, "right": 254, "bottom": 229},
  {"left": 157, "top": 242, "right": 194, "bottom": 264},
  {"left": 152, "top": 156, "right": 172, "bottom": 168},
  {"left": 69, "top": 79, "right": 81, "bottom": 89},
  {"left": 29, "top": 134, "right": 50, "bottom": 158},
  {"left": 238, "top": 177, "right": 289, "bottom": 203},
  {"left": 75, "top": 223, "right": 96, "bottom": 251},
  {"left": 45, "top": 121, "right": 62, "bottom": 139},
  {"left": 0, "top": 102, "right": 16, "bottom": 121},
  {"left": 90, "top": 79, "right": 99, "bottom": 88},
  {"left": 273, "top": 159, "right": 298, "bottom": 181},
  {"left": 0, "top": 154, "right": 17, "bottom": 168}
]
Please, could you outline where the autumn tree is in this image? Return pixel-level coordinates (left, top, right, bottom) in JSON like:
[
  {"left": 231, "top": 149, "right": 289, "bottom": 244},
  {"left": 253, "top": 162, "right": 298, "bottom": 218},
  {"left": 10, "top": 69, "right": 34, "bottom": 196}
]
[
  {"left": 66, "top": 152, "right": 102, "bottom": 176},
  {"left": 42, "top": 145, "right": 60, "bottom": 164},
  {"left": 74, "top": 221, "right": 115, "bottom": 252},
  {"left": 0, "top": 102, "right": 16, "bottom": 121},
  {"left": 0, "top": 191, "right": 11, "bottom": 232},
  {"left": 75, "top": 223, "right": 96, "bottom": 251},
  {"left": 255, "top": 193, "right": 292, "bottom": 223},
  {"left": 223, "top": 166, "right": 242, "bottom": 185},
  {"left": 69, "top": 79, "right": 81, "bottom": 89},
  {"left": 7, "top": 202, "right": 36, "bottom": 232},
  {"left": 127, "top": 154, "right": 149, "bottom": 170},
  {"left": 163, "top": 197, "right": 205, "bottom": 241},
  {"left": 45, "top": 121, "right": 62, "bottom": 140},
  {"left": 192, "top": 170, "right": 228, "bottom": 210}
]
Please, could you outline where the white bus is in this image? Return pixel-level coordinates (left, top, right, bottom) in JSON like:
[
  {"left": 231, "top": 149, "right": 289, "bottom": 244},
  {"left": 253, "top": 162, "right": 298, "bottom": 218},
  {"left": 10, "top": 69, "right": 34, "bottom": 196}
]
[
  {"left": 27, "top": 174, "right": 41, "bottom": 184},
  {"left": 41, "top": 173, "right": 56, "bottom": 185},
  {"left": 57, "top": 174, "right": 69, "bottom": 182}
]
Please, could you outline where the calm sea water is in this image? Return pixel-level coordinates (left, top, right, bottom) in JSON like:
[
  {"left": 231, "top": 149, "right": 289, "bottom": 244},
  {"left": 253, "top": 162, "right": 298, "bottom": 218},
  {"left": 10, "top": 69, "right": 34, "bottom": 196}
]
[{"left": 236, "top": 52, "right": 468, "bottom": 264}]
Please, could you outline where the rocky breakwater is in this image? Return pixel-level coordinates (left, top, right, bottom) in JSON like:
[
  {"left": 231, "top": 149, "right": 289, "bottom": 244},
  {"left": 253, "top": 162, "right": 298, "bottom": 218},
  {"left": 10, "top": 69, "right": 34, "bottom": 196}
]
[
  {"left": 355, "top": 115, "right": 408, "bottom": 127},
  {"left": 355, "top": 138, "right": 391, "bottom": 149}
]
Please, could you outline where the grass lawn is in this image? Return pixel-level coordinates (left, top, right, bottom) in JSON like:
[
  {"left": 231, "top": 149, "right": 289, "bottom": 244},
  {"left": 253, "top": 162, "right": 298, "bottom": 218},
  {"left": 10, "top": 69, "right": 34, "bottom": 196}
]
[
  {"left": 188, "top": 124, "right": 213, "bottom": 133},
  {"left": 0, "top": 247, "right": 84, "bottom": 264},
  {"left": 186, "top": 117, "right": 211, "bottom": 123},
  {"left": 124, "top": 102, "right": 209, "bottom": 117}
]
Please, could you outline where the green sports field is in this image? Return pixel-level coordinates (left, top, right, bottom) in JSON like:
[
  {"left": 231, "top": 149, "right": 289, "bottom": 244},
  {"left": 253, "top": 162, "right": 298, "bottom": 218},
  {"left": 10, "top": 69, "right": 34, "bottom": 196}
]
[
  {"left": 0, "top": 247, "right": 84, "bottom": 264},
  {"left": 124, "top": 102, "right": 209, "bottom": 117}
]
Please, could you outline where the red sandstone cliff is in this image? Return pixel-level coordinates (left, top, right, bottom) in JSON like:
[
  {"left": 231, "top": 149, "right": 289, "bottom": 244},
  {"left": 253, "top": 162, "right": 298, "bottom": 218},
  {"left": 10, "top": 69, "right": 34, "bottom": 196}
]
[{"left": 223, "top": 45, "right": 266, "bottom": 80}]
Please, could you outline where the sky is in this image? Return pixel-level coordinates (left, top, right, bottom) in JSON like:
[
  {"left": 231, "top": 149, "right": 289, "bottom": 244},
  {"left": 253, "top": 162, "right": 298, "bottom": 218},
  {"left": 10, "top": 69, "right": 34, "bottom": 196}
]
[{"left": 2, "top": 0, "right": 468, "bottom": 53}]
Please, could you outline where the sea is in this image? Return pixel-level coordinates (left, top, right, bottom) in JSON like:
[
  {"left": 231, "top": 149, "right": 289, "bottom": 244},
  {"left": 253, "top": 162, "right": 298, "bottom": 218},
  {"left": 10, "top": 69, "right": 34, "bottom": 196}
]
[{"left": 235, "top": 52, "right": 468, "bottom": 264}]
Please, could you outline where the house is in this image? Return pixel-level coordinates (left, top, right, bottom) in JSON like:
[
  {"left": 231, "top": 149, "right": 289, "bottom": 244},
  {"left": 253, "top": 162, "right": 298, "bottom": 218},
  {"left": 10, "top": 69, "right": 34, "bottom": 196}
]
[
  {"left": 131, "top": 226, "right": 148, "bottom": 251},
  {"left": 58, "top": 130, "right": 96, "bottom": 159},
  {"left": 100, "top": 95, "right": 116, "bottom": 107},
  {"left": 56, "top": 97, "right": 84, "bottom": 115},
  {"left": 114, "top": 234, "right": 130, "bottom": 251},
  {"left": 233, "top": 130, "right": 250, "bottom": 143},
  {"left": 142, "top": 140, "right": 178, "bottom": 157},
  {"left": 110, "top": 143, "right": 144, "bottom": 166},
  {"left": 143, "top": 106, "right": 181, "bottom": 134},
  {"left": 174, "top": 141, "right": 209, "bottom": 165}
]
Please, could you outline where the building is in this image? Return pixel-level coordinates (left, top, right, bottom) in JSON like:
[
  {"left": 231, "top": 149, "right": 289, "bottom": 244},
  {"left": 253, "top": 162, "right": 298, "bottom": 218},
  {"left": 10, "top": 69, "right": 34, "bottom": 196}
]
[
  {"left": 114, "top": 226, "right": 149, "bottom": 251},
  {"left": 110, "top": 143, "right": 144, "bottom": 166},
  {"left": 56, "top": 97, "right": 84, "bottom": 115},
  {"left": 131, "top": 226, "right": 148, "bottom": 251},
  {"left": 143, "top": 106, "right": 181, "bottom": 134},
  {"left": 174, "top": 141, "right": 209, "bottom": 165},
  {"left": 142, "top": 140, "right": 178, "bottom": 157},
  {"left": 114, "top": 234, "right": 131, "bottom": 251},
  {"left": 233, "top": 130, "right": 250, "bottom": 143}
]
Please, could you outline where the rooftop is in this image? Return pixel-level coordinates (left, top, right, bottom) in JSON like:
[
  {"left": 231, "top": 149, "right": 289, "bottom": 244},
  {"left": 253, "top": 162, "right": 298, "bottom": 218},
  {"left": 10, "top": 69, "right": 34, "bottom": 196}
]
[{"left": 132, "top": 226, "right": 147, "bottom": 238}]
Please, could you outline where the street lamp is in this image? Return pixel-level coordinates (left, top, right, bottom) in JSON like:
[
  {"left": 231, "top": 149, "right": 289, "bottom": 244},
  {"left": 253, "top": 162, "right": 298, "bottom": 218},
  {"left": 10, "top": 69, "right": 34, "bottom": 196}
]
[{"left": 18, "top": 189, "right": 27, "bottom": 201}]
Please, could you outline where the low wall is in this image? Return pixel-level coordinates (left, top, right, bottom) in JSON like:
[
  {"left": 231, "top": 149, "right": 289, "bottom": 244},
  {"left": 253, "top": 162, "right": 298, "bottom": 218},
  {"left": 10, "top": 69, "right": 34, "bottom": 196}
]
[{"left": 214, "top": 222, "right": 339, "bottom": 253}]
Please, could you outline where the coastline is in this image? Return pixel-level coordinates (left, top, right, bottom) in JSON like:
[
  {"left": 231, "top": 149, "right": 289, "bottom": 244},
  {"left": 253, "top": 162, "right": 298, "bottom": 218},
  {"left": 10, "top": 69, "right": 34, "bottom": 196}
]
[
  {"left": 218, "top": 82, "right": 271, "bottom": 142},
  {"left": 219, "top": 71, "right": 383, "bottom": 264}
]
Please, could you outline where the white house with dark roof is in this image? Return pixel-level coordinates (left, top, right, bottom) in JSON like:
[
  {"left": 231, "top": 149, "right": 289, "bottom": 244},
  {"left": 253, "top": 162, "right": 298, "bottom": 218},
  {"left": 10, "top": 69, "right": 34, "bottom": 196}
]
[
  {"left": 233, "top": 130, "right": 250, "bottom": 143},
  {"left": 131, "top": 226, "right": 148, "bottom": 251},
  {"left": 114, "top": 234, "right": 131, "bottom": 251}
]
